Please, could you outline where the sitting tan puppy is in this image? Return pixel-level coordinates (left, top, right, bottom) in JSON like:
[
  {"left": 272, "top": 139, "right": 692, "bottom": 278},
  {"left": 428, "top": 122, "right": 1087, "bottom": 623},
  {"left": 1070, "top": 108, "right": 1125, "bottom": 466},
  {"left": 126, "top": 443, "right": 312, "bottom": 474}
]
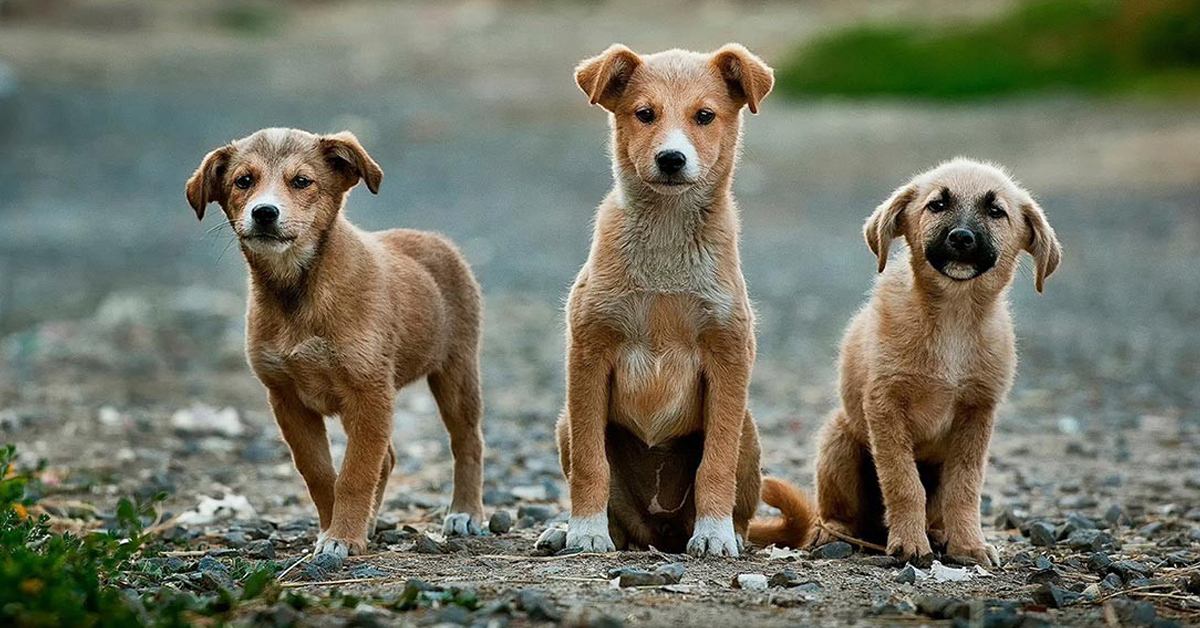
[
  {"left": 751, "top": 159, "right": 1061, "bottom": 566},
  {"left": 540, "top": 44, "right": 774, "bottom": 557},
  {"left": 186, "top": 128, "right": 487, "bottom": 558}
]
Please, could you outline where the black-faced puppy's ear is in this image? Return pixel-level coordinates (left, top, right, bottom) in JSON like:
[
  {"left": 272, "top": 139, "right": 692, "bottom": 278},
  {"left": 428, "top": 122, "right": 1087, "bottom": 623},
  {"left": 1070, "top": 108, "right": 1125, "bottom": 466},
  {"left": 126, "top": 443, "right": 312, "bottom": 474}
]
[
  {"left": 712, "top": 43, "right": 774, "bottom": 114},
  {"left": 864, "top": 182, "right": 916, "bottom": 273},
  {"left": 575, "top": 44, "right": 642, "bottom": 112},
  {"left": 185, "top": 146, "right": 231, "bottom": 220},
  {"left": 320, "top": 132, "right": 383, "bottom": 194},
  {"left": 1021, "top": 198, "right": 1062, "bottom": 293}
]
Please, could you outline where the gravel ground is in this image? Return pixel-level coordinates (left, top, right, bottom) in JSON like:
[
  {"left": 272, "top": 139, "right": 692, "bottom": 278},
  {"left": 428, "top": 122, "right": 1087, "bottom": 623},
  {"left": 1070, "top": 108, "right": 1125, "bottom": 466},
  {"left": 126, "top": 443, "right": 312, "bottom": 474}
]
[{"left": 1, "top": 1, "right": 1199, "bottom": 626}]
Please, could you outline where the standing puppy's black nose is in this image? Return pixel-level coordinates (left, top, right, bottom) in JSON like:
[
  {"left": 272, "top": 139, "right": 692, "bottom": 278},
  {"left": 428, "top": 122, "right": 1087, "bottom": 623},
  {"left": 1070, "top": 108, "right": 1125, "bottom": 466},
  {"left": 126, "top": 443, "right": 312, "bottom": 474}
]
[
  {"left": 251, "top": 205, "right": 279, "bottom": 227},
  {"left": 947, "top": 228, "right": 977, "bottom": 252},
  {"left": 655, "top": 150, "right": 686, "bottom": 176}
]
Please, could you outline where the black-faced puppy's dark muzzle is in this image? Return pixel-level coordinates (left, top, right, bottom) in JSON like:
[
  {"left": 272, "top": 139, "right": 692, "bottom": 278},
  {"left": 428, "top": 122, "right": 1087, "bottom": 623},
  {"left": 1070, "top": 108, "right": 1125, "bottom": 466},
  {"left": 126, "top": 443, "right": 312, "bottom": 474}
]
[{"left": 924, "top": 222, "right": 998, "bottom": 281}]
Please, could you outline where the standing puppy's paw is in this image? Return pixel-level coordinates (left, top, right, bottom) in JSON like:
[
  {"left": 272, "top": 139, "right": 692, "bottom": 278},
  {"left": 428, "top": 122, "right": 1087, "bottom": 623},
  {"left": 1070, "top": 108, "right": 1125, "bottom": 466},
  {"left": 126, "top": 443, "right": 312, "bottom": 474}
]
[
  {"left": 565, "top": 513, "right": 616, "bottom": 553},
  {"left": 443, "top": 512, "right": 486, "bottom": 537},
  {"left": 687, "top": 516, "right": 739, "bottom": 557},
  {"left": 314, "top": 530, "right": 362, "bottom": 561}
]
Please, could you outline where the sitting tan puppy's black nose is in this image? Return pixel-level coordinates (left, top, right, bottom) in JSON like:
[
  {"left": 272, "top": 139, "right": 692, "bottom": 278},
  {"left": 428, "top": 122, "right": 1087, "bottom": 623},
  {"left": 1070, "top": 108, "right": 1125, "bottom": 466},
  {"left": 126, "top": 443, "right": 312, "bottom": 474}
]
[
  {"left": 947, "top": 228, "right": 977, "bottom": 252},
  {"left": 656, "top": 150, "right": 686, "bottom": 176},
  {"left": 251, "top": 205, "right": 279, "bottom": 227}
]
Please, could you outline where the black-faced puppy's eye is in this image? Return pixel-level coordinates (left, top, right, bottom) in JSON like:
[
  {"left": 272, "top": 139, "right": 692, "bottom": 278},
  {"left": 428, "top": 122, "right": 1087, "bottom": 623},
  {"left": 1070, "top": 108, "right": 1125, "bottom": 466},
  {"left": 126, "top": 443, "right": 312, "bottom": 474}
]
[
  {"left": 635, "top": 107, "right": 656, "bottom": 124},
  {"left": 291, "top": 175, "right": 313, "bottom": 190},
  {"left": 234, "top": 174, "right": 254, "bottom": 190},
  {"left": 926, "top": 198, "right": 947, "bottom": 213},
  {"left": 694, "top": 109, "right": 715, "bottom": 125},
  {"left": 987, "top": 206, "right": 1008, "bottom": 219}
]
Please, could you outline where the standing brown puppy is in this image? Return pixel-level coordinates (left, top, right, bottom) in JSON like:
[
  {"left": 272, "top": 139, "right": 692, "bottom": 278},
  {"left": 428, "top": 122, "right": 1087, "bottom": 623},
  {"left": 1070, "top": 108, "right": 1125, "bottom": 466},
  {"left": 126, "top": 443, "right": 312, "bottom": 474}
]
[
  {"left": 751, "top": 159, "right": 1061, "bottom": 566},
  {"left": 539, "top": 44, "right": 773, "bottom": 557},
  {"left": 186, "top": 128, "right": 487, "bottom": 559}
]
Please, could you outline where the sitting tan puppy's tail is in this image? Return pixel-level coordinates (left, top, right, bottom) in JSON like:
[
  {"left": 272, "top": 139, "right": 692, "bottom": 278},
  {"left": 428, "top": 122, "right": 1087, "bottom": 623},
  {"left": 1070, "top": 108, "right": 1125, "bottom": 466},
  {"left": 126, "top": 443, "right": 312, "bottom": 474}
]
[{"left": 748, "top": 477, "right": 817, "bottom": 548}]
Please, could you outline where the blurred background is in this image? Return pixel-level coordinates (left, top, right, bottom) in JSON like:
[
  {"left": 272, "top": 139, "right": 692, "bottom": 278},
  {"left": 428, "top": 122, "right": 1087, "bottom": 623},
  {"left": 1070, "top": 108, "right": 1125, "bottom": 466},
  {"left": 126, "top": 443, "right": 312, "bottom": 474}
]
[{"left": 0, "top": 0, "right": 1198, "bottom": 530}]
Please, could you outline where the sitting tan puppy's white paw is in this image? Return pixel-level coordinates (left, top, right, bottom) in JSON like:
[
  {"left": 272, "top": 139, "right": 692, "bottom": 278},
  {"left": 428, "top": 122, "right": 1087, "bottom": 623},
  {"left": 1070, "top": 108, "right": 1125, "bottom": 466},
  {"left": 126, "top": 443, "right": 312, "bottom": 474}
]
[
  {"left": 443, "top": 512, "right": 485, "bottom": 537},
  {"left": 687, "top": 516, "right": 739, "bottom": 557},
  {"left": 565, "top": 513, "right": 616, "bottom": 552}
]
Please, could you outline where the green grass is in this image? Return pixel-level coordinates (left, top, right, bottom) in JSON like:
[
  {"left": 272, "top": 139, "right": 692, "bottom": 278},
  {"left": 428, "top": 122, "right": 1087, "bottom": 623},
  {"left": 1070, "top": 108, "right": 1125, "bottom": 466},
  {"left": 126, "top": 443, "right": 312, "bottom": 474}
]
[
  {"left": 776, "top": 0, "right": 1200, "bottom": 100},
  {"left": 0, "top": 445, "right": 278, "bottom": 627}
]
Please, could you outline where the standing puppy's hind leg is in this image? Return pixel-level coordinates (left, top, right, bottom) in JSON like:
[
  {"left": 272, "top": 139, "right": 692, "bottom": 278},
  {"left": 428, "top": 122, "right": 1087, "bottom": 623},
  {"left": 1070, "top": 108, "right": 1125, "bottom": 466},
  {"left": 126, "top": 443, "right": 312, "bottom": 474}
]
[{"left": 429, "top": 355, "right": 487, "bottom": 536}]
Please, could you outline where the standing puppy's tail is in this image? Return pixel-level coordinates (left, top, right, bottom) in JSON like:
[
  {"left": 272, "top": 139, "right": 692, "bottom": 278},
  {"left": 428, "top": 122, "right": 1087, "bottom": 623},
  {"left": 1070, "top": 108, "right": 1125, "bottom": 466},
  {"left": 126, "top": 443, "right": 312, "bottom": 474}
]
[{"left": 748, "top": 477, "right": 817, "bottom": 548}]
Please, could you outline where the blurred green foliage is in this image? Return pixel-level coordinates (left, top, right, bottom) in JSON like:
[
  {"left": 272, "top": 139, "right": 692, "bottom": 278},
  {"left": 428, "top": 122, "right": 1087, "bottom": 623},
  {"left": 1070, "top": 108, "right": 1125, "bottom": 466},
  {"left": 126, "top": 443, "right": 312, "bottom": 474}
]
[
  {"left": 777, "top": 0, "right": 1200, "bottom": 99},
  {"left": 0, "top": 445, "right": 278, "bottom": 627}
]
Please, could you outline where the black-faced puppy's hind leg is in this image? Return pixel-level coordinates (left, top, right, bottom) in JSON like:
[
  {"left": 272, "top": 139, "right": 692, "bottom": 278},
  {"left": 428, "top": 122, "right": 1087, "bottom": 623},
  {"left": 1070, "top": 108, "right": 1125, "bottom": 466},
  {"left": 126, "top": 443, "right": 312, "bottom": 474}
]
[
  {"left": 428, "top": 352, "right": 487, "bottom": 536},
  {"left": 814, "top": 410, "right": 871, "bottom": 545}
]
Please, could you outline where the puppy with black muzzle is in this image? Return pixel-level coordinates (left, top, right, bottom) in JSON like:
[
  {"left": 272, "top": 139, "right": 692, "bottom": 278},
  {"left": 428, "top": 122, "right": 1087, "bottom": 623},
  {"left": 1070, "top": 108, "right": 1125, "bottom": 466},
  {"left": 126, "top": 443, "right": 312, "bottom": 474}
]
[
  {"left": 539, "top": 44, "right": 774, "bottom": 557},
  {"left": 186, "top": 128, "right": 488, "bottom": 559},
  {"left": 750, "top": 159, "right": 1062, "bottom": 566}
]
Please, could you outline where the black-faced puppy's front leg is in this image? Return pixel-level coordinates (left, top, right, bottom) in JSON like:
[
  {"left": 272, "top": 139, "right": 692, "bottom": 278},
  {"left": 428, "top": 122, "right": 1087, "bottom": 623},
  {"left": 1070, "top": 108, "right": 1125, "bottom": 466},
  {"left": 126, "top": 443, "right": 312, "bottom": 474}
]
[
  {"left": 938, "top": 401, "right": 1000, "bottom": 566},
  {"left": 689, "top": 328, "right": 752, "bottom": 557},
  {"left": 561, "top": 336, "right": 617, "bottom": 552},
  {"left": 269, "top": 388, "right": 337, "bottom": 531},
  {"left": 317, "top": 385, "right": 394, "bottom": 559},
  {"left": 866, "top": 388, "right": 933, "bottom": 561}
]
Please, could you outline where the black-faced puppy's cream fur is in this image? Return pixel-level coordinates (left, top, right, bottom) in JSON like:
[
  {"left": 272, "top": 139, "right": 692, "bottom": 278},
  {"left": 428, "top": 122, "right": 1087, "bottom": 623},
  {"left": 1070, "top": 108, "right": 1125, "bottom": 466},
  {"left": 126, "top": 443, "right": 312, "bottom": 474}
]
[
  {"left": 186, "top": 128, "right": 487, "bottom": 559},
  {"left": 539, "top": 44, "right": 773, "bottom": 557},
  {"left": 750, "top": 159, "right": 1062, "bottom": 567}
]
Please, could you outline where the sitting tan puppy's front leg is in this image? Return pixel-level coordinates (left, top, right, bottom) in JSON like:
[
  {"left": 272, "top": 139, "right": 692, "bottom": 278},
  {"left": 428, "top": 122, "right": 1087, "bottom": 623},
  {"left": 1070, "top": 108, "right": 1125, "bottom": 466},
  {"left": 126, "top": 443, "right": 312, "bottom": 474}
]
[
  {"left": 867, "top": 391, "right": 933, "bottom": 561},
  {"left": 562, "top": 342, "right": 617, "bottom": 553},
  {"left": 317, "top": 387, "right": 394, "bottom": 559},
  {"left": 940, "top": 403, "right": 1000, "bottom": 566},
  {"left": 689, "top": 339, "right": 751, "bottom": 557}
]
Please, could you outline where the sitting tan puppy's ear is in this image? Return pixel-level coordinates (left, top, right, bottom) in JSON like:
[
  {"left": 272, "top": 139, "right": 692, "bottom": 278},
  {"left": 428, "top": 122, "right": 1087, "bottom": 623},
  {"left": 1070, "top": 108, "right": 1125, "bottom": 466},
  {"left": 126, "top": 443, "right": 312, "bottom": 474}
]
[
  {"left": 864, "top": 183, "right": 916, "bottom": 273},
  {"left": 185, "top": 146, "right": 231, "bottom": 220},
  {"left": 712, "top": 43, "right": 774, "bottom": 114},
  {"left": 320, "top": 132, "right": 383, "bottom": 194},
  {"left": 1021, "top": 198, "right": 1062, "bottom": 293},
  {"left": 575, "top": 44, "right": 642, "bottom": 112}
]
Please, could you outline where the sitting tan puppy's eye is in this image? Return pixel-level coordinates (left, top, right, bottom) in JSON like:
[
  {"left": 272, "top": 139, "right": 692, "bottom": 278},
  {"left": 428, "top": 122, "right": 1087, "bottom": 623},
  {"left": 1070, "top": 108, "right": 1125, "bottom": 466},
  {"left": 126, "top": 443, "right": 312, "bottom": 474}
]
[
  {"left": 635, "top": 107, "right": 656, "bottom": 124},
  {"left": 234, "top": 174, "right": 254, "bottom": 190},
  {"left": 695, "top": 109, "right": 715, "bottom": 125},
  {"left": 291, "top": 175, "right": 313, "bottom": 190}
]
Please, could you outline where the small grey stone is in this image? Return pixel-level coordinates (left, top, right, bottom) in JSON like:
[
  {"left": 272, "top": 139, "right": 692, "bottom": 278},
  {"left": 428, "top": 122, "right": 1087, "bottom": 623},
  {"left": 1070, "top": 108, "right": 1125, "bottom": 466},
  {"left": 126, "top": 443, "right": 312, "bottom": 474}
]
[
  {"left": 489, "top": 510, "right": 514, "bottom": 534},
  {"left": 811, "top": 541, "right": 853, "bottom": 559},
  {"left": 349, "top": 565, "right": 389, "bottom": 579},
  {"left": 257, "top": 603, "right": 300, "bottom": 628},
  {"left": 311, "top": 551, "right": 344, "bottom": 573},
  {"left": 1032, "top": 582, "right": 1066, "bottom": 609},
  {"left": 1109, "top": 560, "right": 1152, "bottom": 583},
  {"left": 769, "top": 568, "right": 805, "bottom": 588},
  {"left": 533, "top": 528, "right": 566, "bottom": 554},
  {"left": 732, "top": 573, "right": 768, "bottom": 591},
  {"left": 1028, "top": 521, "right": 1057, "bottom": 547},
  {"left": 1104, "top": 504, "right": 1128, "bottom": 526},
  {"left": 1101, "top": 573, "right": 1123, "bottom": 590},
  {"left": 894, "top": 564, "right": 920, "bottom": 584},
  {"left": 615, "top": 569, "right": 660, "bottom": 587},
  {"left": 429, "top": 605, "right": 472, "bottom": 626},
  {"left": 413, "top": 534, "right": 445, "bottom": 555},
  {"left": 1067, "top": 529, "right": 1114, "bottom": 552},
  {"left": 653, "top": 562, "right": 685, "bottom": 585},
  {"left": 1027, "top": 568, "right": 1062, "bottom": 585},
  {"left": 483, "top": 489, "right": 518, "bottom": 506},
  {"left": 1137, "top": 521, "right": 1165, "bottom": 537},
  {"left": 376, "top": 528, "right": 413, "bottom": 545},
  {"left": 516, "top": 589, "right": 560, "bottom": 622},
  {"left": 244, "top": 539, "right": 276, "bottom": 559},
  {"left": 1107, "top": 599, "right": 1157, "bottom": 627},
  {"left": 1087, "top": 552, "right": 1113, "bottom": 573},
  {"left": 517, "top": 505, "right": 556, "bottom": 523}
]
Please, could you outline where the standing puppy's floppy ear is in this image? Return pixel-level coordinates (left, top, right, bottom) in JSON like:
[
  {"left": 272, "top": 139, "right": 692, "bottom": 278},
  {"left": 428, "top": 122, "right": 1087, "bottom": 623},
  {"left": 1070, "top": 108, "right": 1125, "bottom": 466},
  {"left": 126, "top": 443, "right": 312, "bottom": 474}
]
[
  {"left": 575, "top": 44, "right": 642, "bottom": 112},
  {"left": 1021, "top": 198, "right": 1062, "bottom": 293},
  {"left": 185, "top": 146, "right": 231, "bottom": 220},
  {"left": 319, "top": 132, "right": 383, "bottom": 194},
  {"left": 712, "top": 43, "right": 774, "bottom": 114},
  {"left": 864, "top": 183, "right": 916, "bottom": 273}
]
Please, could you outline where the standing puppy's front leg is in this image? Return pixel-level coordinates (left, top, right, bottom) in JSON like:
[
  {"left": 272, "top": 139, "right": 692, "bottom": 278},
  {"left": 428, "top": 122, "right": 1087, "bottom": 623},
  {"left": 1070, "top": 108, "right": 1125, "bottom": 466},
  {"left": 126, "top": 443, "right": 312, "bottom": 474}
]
[
  {"left": 563, "top": 338, "right": 617, "bottom": 552},
  {"left": 866, "top": 388, "right": 932, "bottom": 561},
  {"left": 940, "top": 402, "right": 1000, "bottom": 566},
  {"left": 269, "top": 389, "right": 337, "bottom": 531},
  {"left": 317, "top": 387, "right": 394, "bottom": 559},
  {"left": 689, "top": 332, "right": 752, "bottom": 557}
]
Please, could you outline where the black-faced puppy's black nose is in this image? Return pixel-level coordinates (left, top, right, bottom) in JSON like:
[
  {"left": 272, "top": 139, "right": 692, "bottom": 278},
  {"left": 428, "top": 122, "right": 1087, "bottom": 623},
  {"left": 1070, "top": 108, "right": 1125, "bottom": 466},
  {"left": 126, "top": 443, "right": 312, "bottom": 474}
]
[
  {"left": 947, "top": 228, "right": 977, "bottom": 252},
  {"left": 655, "top": 150, "right": 686, "bottom": 176},
  {"left": 251, "top": 204, "right": 279, "bottom": 227}
]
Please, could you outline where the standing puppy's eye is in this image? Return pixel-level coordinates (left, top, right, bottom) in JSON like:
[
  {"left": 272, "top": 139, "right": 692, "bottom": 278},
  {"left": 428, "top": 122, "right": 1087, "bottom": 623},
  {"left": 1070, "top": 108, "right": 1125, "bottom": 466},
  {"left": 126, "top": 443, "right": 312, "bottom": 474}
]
[
  {"left": 695, "top": 109, "right": 715, "bottom": 125},
  {"left": 635, "top": 107, "right": 656, "bottom": 124},
  {"left": 291, "top": 175, "right": 313, "bottom": 190},
  {"left": 927, "top": 198, "right": 947, "bottom": 213},
  {"left": 987, "top": 206, "right": 1008, "bottom": 219},
  {"left": 234, "top": 175, "right": 254, "bottom": 190}
]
